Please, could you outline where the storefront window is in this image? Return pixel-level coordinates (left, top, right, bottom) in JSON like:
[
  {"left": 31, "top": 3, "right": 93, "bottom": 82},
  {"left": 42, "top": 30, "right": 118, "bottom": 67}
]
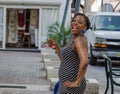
[
  {"left": 0, "top": 8, "right": 3, "bottom": 48},
  {"left": 41, "top": 8, "right": 59, "bottom": 43}
]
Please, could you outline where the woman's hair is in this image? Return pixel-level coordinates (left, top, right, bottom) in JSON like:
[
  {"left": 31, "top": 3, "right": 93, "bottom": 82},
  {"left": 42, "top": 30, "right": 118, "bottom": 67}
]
[{"left": 72, "top": 13, "right": 91, "bottom": 30}]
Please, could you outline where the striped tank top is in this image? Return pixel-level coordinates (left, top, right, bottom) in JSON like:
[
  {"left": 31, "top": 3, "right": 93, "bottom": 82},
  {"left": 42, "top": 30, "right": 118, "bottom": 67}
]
[{"left": 58, "top": 44, "right": 86, "bottom": 94}]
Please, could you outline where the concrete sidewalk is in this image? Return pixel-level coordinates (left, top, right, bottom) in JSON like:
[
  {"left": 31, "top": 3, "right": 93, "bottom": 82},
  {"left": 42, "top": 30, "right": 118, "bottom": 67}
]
[
  {"left": 0, "top": 51, "right": 53, "bottom": 94},
  {"left": 0, "top": 51, "right": 119, "bottom": 94}
]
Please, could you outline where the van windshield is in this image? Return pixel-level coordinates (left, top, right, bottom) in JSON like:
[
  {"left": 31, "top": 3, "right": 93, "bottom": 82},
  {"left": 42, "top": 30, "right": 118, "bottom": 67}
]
[{"left": 95, "top": 15, "right": 120, "bottom": 31}]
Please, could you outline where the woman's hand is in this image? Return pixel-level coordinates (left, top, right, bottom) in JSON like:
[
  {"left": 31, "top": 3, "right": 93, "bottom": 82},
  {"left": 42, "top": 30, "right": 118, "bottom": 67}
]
[
  {"left": 63, "top": 81, "right": 79, "bottom": 88},
  {"left": 47, "top": 39, "right": 62, "bottom": 60},
  {"left": 47, "top": 39, "right": 58, "bottom": 49}
]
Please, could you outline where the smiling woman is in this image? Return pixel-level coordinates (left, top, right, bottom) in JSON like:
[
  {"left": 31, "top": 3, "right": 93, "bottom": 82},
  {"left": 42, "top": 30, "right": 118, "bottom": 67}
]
[{"left": 48, "top": 13, "right": 90, "bottom": 94}]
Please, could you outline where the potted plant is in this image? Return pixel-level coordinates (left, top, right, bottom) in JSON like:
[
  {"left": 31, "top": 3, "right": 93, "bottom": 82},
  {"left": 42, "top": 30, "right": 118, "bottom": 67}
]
[{"left": 48, "top": 22, "right": 71, "bottom": 47}]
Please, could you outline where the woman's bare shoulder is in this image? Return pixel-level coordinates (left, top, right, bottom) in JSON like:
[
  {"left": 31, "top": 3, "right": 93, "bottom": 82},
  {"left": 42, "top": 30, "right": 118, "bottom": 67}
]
[{"left": 74, "top": 36, "right": 87, "bottom": 47}]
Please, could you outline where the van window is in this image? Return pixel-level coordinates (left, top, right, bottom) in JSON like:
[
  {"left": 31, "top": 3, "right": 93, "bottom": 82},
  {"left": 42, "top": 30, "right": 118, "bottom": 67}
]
[{"left": 94, "top": 15, "right": 120, "bottom": 31}]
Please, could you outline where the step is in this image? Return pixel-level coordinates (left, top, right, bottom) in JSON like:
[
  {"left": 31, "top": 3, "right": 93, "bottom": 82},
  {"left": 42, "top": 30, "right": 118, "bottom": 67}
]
[
  {"left": 41, "top": 52, "right": 57, "bottom": 62},
  {"left": 85, "top": 79, "right": 99, "bottom": 94},
  {"left": 46, "top": 66, "right": 59, "bottom": 80},
  {"left": 44, "top": 60, "right": 60, "bottom": 69},
  {"left": 41, "top": 48, "right": 55, "bottom": 53},
  {"left": 49, "top": 78, "right": 99, "bottom": 94},
  {"left": 49, "top": 78, "right": 59, "bottom": 90}
]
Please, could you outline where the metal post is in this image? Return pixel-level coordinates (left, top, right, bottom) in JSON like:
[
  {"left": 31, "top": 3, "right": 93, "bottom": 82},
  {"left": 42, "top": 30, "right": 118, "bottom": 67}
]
[
  {"left": 101, "top": 0, "right": 103, "bottom": 6},
  {"left": 113, "top": 1, "right": 120, "bottom": 12},
  {"left": 62, "top": 0, "right": 69, "bottom": 25},
  {"left": 101, "top": 0, "right": 103, "bottom": 11},
  {"left": 74, "top": 0, "right": 81, "bottom": 15}
]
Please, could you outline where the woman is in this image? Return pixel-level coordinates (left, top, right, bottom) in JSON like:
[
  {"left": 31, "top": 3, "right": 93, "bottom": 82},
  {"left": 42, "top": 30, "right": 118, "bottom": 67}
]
[{"left": 48, "top": 13, "right": 90, "bottom": 94}]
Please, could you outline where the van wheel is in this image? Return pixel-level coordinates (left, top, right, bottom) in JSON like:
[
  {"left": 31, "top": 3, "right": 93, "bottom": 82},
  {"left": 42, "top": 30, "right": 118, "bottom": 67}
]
[{"left": 89, "top": 44, "right": 97, "bottom": 65}]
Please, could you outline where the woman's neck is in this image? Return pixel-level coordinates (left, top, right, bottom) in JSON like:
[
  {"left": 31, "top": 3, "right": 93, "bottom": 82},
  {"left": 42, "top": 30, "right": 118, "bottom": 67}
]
[{"left": 72, "top": 34, "right": 84, "bottom": 39}]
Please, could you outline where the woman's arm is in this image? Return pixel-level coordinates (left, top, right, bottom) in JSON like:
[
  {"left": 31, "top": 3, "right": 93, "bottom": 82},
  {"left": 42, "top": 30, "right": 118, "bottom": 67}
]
[
  {"left": 47, "top": 39, "right": 62, "bottom": 61},
  {"left": 74, "top": 36, "right": 89, "bottom": 86},
  {"left": 54, "top": 46, "right": 62, "bottom": 61}
]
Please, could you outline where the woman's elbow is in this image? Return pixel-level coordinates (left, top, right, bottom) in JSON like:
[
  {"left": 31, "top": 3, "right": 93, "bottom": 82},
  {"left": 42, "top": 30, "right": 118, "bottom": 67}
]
[
  {"left": 81, "top": 59, "right": 89, "bottom": 68},
  {"left": 85, "top": 59, "right": 89, "bottom": 65}
]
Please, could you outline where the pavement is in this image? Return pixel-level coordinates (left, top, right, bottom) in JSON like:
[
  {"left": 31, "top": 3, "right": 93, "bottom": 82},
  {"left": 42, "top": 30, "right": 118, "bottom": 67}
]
[
  {"left": 0, "top": 51, "right": 53, "bottom": 94},
  {"left": 0, "top": 50, "right": 120, "bottom": 94}
]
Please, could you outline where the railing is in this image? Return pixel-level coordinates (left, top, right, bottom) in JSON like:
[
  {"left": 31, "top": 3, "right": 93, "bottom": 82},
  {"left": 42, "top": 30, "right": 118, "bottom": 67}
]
[{"left": 101, "top": 53, "right": 120, "bottom": 94}]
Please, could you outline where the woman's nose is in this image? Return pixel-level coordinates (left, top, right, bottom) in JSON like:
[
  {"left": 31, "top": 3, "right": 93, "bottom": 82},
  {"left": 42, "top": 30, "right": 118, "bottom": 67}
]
[{"left": 74, "top": 22, "right": 78, "bottom": 26}]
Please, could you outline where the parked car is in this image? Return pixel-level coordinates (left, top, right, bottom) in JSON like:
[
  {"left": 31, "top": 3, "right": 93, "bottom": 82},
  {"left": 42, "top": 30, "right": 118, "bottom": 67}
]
[{"left": 85, "top": 12, "right": 120, "bottom": 65}]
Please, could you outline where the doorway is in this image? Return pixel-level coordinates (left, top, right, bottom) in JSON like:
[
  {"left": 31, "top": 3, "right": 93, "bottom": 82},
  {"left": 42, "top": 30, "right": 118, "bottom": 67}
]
[{"left": 6, "top": 8, "right": 39, "bottom": 49}]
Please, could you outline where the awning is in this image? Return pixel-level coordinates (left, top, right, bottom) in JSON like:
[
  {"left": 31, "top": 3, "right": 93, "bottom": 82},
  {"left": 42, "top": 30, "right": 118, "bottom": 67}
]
[{"left": 0, "top": 0, "right": 61, "bottom": 6}]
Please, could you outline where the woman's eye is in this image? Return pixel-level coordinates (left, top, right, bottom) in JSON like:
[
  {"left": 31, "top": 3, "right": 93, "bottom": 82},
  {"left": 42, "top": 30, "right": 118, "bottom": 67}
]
[
  {"left": 72, "top": 20, "right": 76, "bottom": 22},
  {"left": 78, "top": 21, "right": 83, "bottom": 24},
  {"left": 72, "top": 20, "right": 83, "bottom": 24}
]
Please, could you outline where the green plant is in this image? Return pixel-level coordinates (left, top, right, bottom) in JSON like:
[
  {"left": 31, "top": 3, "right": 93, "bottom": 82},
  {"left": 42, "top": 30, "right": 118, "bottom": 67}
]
[{"left": 48, "top": 22, "right": 71, "bottom": 47}]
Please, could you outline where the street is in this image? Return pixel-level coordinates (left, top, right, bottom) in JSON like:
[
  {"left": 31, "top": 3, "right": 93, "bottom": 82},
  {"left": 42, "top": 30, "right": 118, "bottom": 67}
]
[{"left": 86, "top": 60, "right": 120, "bottom": 94}]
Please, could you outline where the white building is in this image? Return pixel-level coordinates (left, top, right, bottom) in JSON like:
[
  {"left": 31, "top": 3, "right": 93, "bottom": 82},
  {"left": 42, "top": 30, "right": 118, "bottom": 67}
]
[{"left": 0, "top": 0, "right": 72, "bottom": 50}]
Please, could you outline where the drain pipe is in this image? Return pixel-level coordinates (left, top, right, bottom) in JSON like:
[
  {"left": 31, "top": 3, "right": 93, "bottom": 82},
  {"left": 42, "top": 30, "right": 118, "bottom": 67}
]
[
  {"left": 74, "top": 0, "right": 81, "bottom": 15},
  {"left": 62, "top": 0, "right": 70, "bottom": 25}
]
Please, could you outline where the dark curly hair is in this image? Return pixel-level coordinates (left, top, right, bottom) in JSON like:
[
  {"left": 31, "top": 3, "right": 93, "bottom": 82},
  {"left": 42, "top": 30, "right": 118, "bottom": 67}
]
[{"left": 72, "top": 13, "right": 91, "bottom": 30}]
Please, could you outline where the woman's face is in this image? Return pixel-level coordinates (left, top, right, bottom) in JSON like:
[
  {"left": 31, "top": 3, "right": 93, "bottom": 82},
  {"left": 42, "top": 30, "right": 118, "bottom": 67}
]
[{"left": 71, "top": 15, "right": 87, "bottom": 36}]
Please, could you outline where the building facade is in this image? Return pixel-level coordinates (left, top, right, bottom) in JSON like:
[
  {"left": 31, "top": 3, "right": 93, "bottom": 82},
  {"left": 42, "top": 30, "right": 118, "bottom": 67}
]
[{"left": 0, "top": 0, "right": 71, "bottom": 50}]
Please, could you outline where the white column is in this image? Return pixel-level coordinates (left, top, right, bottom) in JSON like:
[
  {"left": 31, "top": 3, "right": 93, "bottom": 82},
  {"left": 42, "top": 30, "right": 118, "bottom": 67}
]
[
  {"left": 3, "top": 7, "right": 6, "bottom": 49},
  {"left": 38, "top": 8, "right": 42, "bottom": 50},
  {"left": 84, "top": 0, "right": 91, "bottom": 14}
]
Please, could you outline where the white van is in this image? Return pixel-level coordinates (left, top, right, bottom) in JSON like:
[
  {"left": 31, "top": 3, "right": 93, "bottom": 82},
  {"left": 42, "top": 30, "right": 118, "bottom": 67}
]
[{"left": 85, "top": 12, "right": 120, "bottom": 65}]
